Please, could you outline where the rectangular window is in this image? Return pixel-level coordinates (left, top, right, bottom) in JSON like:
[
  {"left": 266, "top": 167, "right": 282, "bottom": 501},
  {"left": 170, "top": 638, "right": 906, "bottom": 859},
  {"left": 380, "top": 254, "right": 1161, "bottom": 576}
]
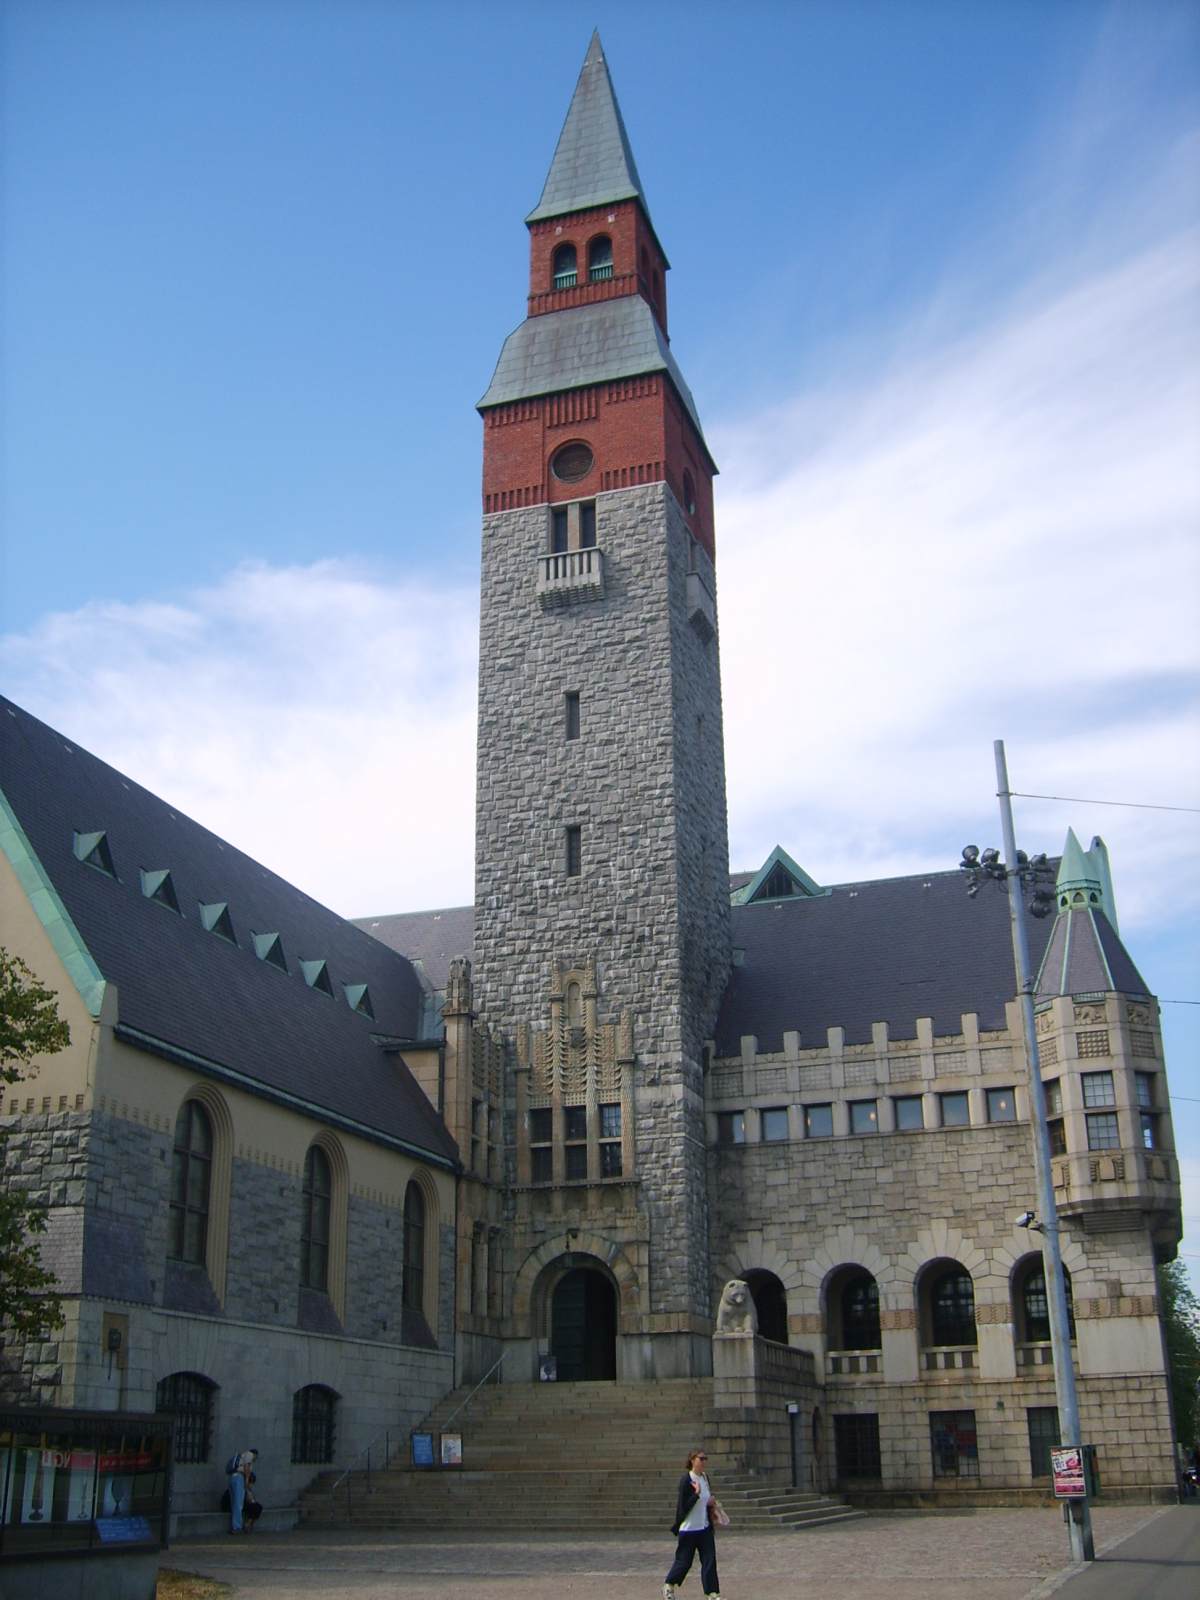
[
  {"left": 531, "top": 1146, "right": 553, "bottom": 1184},
  {"left": 1048, "top": 1118, "right": 1067, "bottom": 1156},
  {"left": 1027, "top": 1406, "right": 1059, "bottom": 1478},
  {"left": 600, "top": 1103, "right": 622, "bottom": 1140},
  {"left": 1044, "top": 1078, "right": 1063, "bottom": 1117},
  {"left": 805, "top": 1103, "right": 833, "bottom": 1139},
  {"left": 529, "top": 1108, "right": 552, "bottom": 1144},
  {"left": 1135, "top": 1072, "right": 1155, "bottom": 1109},
  {"left": 894, "top": 1095, "right": 924, "bottom": 1131},
  {"left": 579, "top": 501, "right": 597, "bottom": 548},
  {"left": 1082, "top": 1071, "right": 1115, "bottom": 1108},
  {"left": 987, "top": 1087, "right": 1017, "bottom": 1123},
  {"left": 551, "top": 507, "right": 569, "bottom": 553},
  {"left": 565, "top": 824, "right": 582, "bottom": 877},
  {"left": 940, "top": 1091, "right": 970, "bottom": 1128},
  {"left": 529, "top": 1107, "right": 552, "bottom": 1186},
  {"left": 564, "top": 691, "right": 580, "bottom": 741},
  {"left": 1140, "top": 1112, "right": 1158, "bottom": 1151},
  {"left": 565, "top": 1143, "right": 588, "bottom": 1181},
  {"left": 833, "top": 1413, "right": 881, "bottom": 1479},
  {"left": 717, "top": 1111, "right": 746, "bottom": 1146},
  {"left": 761, "top": 1107, "right": 789, "bottom": 1142},
  {"left": 930, "top": 1410, "right": 979, "bottom": 1478},
  {"left": 1086, "top": 1112, "right": 1120, "bottom": 1150},
  {"left": 600, "top": 1141, "right": 623, "bottom": 1177},
  {"left": 599, "top": 1101, "right": 623, "bottom": 1176},
  {"left": 849, "top": 1099, "right": 878, "bottom": 1135},
  {"left": 564, "top": 1105, "right": 587, "bottom": 1142}
]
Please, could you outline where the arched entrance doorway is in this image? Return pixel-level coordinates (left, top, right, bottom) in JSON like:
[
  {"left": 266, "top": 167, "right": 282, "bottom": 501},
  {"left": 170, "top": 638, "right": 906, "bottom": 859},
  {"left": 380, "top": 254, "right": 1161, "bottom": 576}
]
[
  {"left": 745, "top": 1268, "right": 789, "bottom": 1343},
  {"left": 551, "top": 1266, "right": 617, "bottom": 1381}
]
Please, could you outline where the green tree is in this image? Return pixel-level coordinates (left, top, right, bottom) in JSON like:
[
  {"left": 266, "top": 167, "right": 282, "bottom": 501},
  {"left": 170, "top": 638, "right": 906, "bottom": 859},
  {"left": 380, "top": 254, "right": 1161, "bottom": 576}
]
[
  {"left": 1159, "top": 1259, "right": 1200, "bottom": 1452},
  {"left": 0, "top": 947, "right": 71, "bottom": 1338}
]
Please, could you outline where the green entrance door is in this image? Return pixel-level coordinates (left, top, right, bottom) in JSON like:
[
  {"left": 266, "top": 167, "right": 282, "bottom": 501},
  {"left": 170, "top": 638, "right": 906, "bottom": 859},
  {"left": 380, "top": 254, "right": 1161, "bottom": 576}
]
[{"left": 551, "top": 1267, "right": 617, "bottom": 1381}]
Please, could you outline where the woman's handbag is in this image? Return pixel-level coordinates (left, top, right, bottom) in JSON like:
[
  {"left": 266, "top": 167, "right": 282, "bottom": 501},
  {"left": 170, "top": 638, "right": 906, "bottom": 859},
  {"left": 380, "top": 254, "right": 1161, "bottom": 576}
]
[{"left": 709, "top": 1500, "right": 731, "bottom": 1527}]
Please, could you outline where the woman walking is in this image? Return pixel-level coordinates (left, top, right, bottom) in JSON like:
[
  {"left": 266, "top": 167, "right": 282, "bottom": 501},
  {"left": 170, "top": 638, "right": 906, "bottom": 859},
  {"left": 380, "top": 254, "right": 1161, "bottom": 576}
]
[{"left": 663, "top": 1448, "right": 725, "bottom": 1600}]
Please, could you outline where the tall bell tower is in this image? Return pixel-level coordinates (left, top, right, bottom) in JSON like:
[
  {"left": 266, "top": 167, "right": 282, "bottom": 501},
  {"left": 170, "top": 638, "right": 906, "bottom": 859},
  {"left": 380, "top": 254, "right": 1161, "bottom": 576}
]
[{"left": 475, "top": 33, "right": 731, "bottom": 1379}]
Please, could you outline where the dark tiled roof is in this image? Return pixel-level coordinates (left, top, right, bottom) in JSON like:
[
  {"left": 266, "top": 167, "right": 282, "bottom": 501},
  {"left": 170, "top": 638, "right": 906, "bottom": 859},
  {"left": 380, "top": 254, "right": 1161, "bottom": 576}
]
[
  {"left": 526, "top": 32, "right": 651, "bottom": 227},
  {"left": 1036, "top": 906, "right": 1150, "bottom": 998},
  {"left": 478, "top": 296, "right": 707, "bottom": 445},
  {"left": 0, "top": 698, "right": 458, "bottom": 1166},
  {"left": 354, "top": 905, "right": 476, "bottom": 992},
  {"left": 715, "top": 867, "right": 1063, "bottom": 1055}
]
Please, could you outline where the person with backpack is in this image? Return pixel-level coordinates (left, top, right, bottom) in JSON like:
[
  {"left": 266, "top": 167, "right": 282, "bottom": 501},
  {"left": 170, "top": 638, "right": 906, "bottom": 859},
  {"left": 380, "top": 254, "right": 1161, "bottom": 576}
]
[{"left": 226, "top": 1447, "right": 259, "bottom": 1534}]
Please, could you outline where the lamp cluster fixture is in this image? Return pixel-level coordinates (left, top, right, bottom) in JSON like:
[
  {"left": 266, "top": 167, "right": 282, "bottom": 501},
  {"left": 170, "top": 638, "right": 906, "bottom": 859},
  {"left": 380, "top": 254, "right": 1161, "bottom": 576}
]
[{"left": 959, "top": 844, "right": 1057, "bottom": 917}]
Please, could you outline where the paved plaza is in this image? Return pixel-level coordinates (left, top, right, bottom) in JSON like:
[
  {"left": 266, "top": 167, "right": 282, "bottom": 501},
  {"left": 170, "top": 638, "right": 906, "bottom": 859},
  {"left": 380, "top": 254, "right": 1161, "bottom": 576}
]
[{"left": 169, "top": 1504, "right": 1198, "bottom": 1600}]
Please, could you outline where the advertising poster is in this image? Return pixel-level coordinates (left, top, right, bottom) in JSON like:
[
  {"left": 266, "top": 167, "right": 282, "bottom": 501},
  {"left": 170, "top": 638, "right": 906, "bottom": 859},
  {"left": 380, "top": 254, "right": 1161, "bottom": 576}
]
[
  {"left": 440, "top": 1432, "right": 463, "bottom": 1468},
  {"left": 411, "top": 1432, "right": 435, "bottom": 1469},
  {"left": 1051, "top": 1446, "right": 1085, "bottom": 1498}
]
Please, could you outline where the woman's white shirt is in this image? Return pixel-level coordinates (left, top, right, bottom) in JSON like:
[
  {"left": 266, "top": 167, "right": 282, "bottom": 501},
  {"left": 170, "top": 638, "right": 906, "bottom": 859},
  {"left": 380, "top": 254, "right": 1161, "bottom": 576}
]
[{"left": 679, "top": 1472, "right": 711, "bottom": 1533}]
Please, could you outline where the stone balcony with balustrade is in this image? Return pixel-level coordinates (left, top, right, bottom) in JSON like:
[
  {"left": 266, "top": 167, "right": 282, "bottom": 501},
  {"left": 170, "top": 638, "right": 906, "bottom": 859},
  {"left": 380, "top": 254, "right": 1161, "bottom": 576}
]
[{"left": 537, "top": 548, "right": 605, "bottom": 609}]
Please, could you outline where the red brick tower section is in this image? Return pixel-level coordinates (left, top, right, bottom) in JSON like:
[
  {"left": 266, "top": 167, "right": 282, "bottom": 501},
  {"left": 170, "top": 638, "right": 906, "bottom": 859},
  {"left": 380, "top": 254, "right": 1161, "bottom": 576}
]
[{"left": 480, "top": 46, "right": 716, "bottom": 557}]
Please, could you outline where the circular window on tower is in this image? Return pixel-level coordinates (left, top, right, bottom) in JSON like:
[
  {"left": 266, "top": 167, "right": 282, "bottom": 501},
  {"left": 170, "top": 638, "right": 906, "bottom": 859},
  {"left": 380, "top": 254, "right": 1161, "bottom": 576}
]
[
  {"left": 550, "top": 441, "right": 594, "bottom": 483},
  {"left": 682, "top": 470, "right": 697, "bottom": 517}
]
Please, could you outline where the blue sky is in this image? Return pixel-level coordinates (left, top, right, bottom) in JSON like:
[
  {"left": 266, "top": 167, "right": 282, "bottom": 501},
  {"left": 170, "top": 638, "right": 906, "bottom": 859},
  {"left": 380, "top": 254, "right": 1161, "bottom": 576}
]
[{"left": 2, "top": 2, "right": 1198, "bottom": 1284}]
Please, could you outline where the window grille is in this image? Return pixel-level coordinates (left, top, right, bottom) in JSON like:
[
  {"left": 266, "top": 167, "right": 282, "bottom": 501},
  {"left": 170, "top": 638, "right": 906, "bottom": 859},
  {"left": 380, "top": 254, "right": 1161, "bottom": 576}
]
[
  {"left": 834, "top": 1413, "right": 881, "bottom": 1478},
  {"left": 930, "top": 1410, "right": 979, "bottom": 1477},
  {"left": 587, "top": 235, "right": 613, "bottom": 281},
  {"left": 1027, "top": 1407, "right": 1059, "bottom": 1478},
  {"left": 1082, "top": 1071, "right": 1115, "bottom": 1108},
  {"left": 291, "top": 1385, "right": 336, "bottom": 1464},
  {"left": 169, "top": 1100, "right": 212, "bottom": 1264},
  {"left": 929, "top": 1269, "right": 976, "bottom": 1346},
  {"left": 155, "top": 1371, "right": 215, "bottom": 1464},
  {"left": 552, "top": 242, "right": 577, "bottom": 288},
  {"left": 841, "top": 1274, "right": 881, "bottom": 1350},
  {"left": 1086, "top": 1112, "right": 1120, "bottom": 1150}
]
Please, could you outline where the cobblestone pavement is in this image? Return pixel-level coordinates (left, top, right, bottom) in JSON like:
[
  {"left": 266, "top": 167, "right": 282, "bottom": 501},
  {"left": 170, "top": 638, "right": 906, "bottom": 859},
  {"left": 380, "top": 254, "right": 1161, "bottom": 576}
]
[{"left": 169, "top": 1506, "right": 1168, "bottom": 1599}]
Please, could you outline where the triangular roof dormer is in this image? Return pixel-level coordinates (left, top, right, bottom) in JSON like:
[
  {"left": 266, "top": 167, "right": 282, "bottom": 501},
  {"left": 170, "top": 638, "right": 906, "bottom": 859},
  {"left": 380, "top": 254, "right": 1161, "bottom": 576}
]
[
  {"left": 731, "top": 846, "right": 829, "bottom": 906},
  {"left": 140, "top": 867, "right": 181, "bottom": 913}
]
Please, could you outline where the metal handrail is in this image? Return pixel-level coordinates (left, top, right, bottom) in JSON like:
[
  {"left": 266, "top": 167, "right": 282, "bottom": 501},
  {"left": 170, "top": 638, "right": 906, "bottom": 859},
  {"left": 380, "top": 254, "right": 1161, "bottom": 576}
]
[
  {"left": 326, "top": 1351, "right": 507, "bottom": 1517},
  {"left": 439, "top": 1349, "right": 507, "bottom": 1432}
]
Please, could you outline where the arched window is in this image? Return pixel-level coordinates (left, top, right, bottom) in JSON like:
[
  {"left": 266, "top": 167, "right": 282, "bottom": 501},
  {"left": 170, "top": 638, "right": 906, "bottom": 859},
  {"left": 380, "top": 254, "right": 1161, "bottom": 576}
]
[
  {"left": 566, "top": 981, "right": 583, "bottom": 1028},
  {"left": 169, "top": 1101, "right": 213, "bottom": 1264},
  {"left": 1019, "top": 1262, "right": 1075, "bottom": 1342},
  {"left": 841, "top": 1273, "right": 881, "bottom": 1350},
  {"left": 929, "top": 1266, "right": 977, "bottom": 1347},
  {"left": 588, "top": 235, "right": 613, "bottom": 282},
  {"left": 682, "top": 470, "right": 697, "bottom": 518},
  {"left": 291, "top": 1384, "right": 337, "bottom": 1463},
  {"left": 301, "top": 1145, "right": 332, "bottom": 1292},
  {"left": 552, "top": 243, "right": 577, "bottom": 289},
  {"left": 744, "top": 1269, "right": 788, "bottom": 1343},
  {"left": 155, "top": 1371, "right": 215, "bottom": 1463},
  {"left": 403, "top": 1179, "right": 426, "bottom": 1316}
]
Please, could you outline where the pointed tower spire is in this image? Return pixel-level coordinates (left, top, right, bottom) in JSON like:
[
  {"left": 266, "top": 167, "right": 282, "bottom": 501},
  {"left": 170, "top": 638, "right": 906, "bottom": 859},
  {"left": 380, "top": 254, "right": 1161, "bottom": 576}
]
[
  {"left": 526, "top": 31, "right": 652, "bottom": 226},
  {"left": 1035, "top": 830, "right": 1147, "bottom": 998}
]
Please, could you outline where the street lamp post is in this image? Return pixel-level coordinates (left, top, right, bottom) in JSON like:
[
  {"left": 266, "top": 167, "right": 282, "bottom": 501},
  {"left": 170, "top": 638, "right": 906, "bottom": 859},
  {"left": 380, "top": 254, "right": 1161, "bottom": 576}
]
[{"left": 961, "top": 739, "right": 1095, "bottom": 1564}]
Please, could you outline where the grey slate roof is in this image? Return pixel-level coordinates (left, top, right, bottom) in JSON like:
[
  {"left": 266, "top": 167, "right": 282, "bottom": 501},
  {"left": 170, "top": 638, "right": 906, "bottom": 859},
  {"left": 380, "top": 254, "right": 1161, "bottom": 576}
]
[
  {"left": 715, "top": 868, "right": 1064, "bottom": 1056},
  {"left": 1035, "top": 906, "right": 1149, "bottom": 999},
  {"left": 526, "top": 32, "right": 652, "bottom": 228},
  {"left": 478, "top": 294, "right": 707, "bottom": 445},
  {"left": 0, "top": 697, "right": 458, "bottom": 1167},
  {"left": 354, "top": 904, "right": 477, "bottom": 993}
]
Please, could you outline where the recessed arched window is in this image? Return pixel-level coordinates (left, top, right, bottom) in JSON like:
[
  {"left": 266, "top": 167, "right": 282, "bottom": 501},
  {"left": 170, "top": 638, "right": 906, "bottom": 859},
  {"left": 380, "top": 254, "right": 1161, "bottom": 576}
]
[
  {"left": 841, "top": 1272, "right": 881, "bottom": 1350},
  {"left": 291, "top": 1384, "right": 337, "bottom": 1463},
  {"left": 1019, "top": 1261, "right": 1075, "bottom": 1342},
  {"left": 550, "top": 440, "right": 594, "bottom": 483},
  {"left": 744, "top": 1268, "right": 788, "bottom": 1343},
  {"left": 928, "top": 1265, "right": 977, "bottom": 1347},
  {"left": 682, "top": 470, "right": 697, "bottom": 517},
  {"left": 552, "top": 242, "right": 577, "bottom": 289},
  {"left": 402, "top": 1179, "right": 426, "bottom": 1318},
  {"left": 155, "top": 1371, "right": 216, "bottom": 1463},
  {"left": 169, "top": 1101, "right": 213, "bottom": 1264},
  {"left": 588, "top": 235, "right": 613, "bottom": 282},
  {"left": 301, "top": 1145, "right": 332, "bottom": 1292}
]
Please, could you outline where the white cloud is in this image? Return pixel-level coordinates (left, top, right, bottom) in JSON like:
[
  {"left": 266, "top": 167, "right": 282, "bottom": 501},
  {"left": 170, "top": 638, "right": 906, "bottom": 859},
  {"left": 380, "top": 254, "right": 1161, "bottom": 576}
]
[
  {"left": 1, "top": 560, "right": 480, "bottom": 917},
  {"left": 713, "top": 225, "right": 1200, "bottom": 932}
]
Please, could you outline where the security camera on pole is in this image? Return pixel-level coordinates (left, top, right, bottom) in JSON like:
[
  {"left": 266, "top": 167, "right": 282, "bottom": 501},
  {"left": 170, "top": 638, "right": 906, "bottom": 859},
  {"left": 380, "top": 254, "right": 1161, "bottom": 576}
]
[{"left": 960, "top": 740, "right": 1095, "bottom": 1565}]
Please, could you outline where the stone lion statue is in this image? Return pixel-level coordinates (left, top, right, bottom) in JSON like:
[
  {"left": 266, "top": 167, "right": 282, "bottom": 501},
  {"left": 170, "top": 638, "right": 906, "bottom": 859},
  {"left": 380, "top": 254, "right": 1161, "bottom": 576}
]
[{"left": 715, "top": 1278, "right": 757, "bottom": 1336}]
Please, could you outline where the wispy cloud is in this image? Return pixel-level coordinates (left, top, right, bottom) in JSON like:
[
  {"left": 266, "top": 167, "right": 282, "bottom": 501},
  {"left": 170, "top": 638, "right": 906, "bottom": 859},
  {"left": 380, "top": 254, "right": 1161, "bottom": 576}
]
[{"left": 1, "top": 561, "right": 480, "bottom": 916}]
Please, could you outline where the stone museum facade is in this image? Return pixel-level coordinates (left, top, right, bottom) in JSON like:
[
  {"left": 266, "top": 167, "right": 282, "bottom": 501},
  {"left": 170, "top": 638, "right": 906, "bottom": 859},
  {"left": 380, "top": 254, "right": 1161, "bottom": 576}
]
[{"left": 0, "top": 34, "right": 1183, "bottom": 1511}]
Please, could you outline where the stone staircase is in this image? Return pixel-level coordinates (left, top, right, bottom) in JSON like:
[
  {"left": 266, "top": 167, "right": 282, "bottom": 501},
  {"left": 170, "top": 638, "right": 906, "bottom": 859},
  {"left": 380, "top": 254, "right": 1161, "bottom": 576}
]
[{"left": 299, "top": 1379, "right": 863, "bottom": 1534}]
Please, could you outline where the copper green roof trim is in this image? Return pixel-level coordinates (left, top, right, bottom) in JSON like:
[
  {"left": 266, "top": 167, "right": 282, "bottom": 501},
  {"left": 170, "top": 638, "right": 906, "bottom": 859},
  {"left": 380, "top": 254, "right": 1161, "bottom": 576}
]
[
  {"left": 731, "top": 845, "right": 829, "bottom": 906},
  {"left": 526, "top": 32, "right": 655, "bottom": 236},
  {"left": 0, "top": 787, "right": 107, "bottom": 1016}
]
